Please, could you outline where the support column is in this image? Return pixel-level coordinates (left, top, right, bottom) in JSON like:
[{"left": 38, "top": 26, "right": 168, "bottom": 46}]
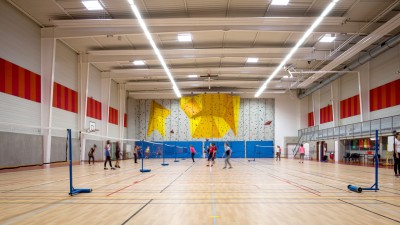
[
  {"left": 78, "top": 54, "right": 90, "bottom": 162},
  {"left": 313, "top": 90, "right": 321, "bottom": 127},
  {"left": 119, "top": 83, "right": 127, "bottom": 140},
  {"left": 101, "top": 72, "right": 111, "bottom": 144},
  {"left": 331, "top": 80, "right": 340, "bottom": 127},
  {"left": 358, "top": 63, "right": 370, "bottom": 121},
  {"left": 41, "top": 37, "right": 56, "bottom": 165}
]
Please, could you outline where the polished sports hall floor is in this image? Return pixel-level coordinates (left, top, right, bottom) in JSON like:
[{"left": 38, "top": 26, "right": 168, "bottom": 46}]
[{"left": 1, "top": 158, "right": 400, "bottom": 225}]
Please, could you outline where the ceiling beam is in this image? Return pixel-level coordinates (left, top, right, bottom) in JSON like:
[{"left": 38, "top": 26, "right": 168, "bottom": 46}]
[
  {"left": 87, "top": 47, "right": 333, "bottom": 63},
  {"left": 40, "top": 17, "right": 381, "bottom": 38}
]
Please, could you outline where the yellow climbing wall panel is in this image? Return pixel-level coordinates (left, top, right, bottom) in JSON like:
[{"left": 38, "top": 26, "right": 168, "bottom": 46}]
[
  {"left": 180, "top": 94, "right": 240, "bottom": 138},
  {"left": 147, "top": 100, "right": 171, "bottom": 137}
]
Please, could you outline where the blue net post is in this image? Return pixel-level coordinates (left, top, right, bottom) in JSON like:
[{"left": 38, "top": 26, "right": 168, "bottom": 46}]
[
  {"left": 68, "top": 129, "right": 92, "bottom": 196},
  {"left": 174, "top": 146, "right": 179, "bottom": 162},
  {"left": 161, "top": 143, "right": 169, "bottom": 166}
]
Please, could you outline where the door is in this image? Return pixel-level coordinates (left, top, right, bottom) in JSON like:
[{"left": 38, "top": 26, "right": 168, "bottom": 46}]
[{"left": 287, "top": 144, "right": 296, "bottom": 159}]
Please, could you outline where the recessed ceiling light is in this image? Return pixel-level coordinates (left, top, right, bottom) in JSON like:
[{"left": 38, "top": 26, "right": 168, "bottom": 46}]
[
  {"left": 178, "top": 34, "right": 192, "bottom": 42},
  {"left": 82, "top": 1, "right": 103, "bottom": 10},
  {"left": 271, "top": 0, "right": 289, "bottom": 6},
  {"left": 187, "top": 74, "right": 198, "bottom": 78},
  {"left": 247, "top": 58, "right": 259, "bottom": 63},
  {"left": 320, "top": 34, "right": 336, "bottom": 42},
  {"left": 133, "top": 60, "right": 145, "bottom": 66}
]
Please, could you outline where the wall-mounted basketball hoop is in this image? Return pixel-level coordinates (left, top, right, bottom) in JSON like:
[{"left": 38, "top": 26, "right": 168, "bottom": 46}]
[{"left": 87, "top": 121, "right": 99, "bottom": 133}]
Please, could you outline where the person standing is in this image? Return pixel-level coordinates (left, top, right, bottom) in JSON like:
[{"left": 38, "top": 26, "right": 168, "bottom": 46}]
[
  {"left": 276, "top": 145, "right": 282, "bottom": 161},
  {"left": 299, "top": 144, "right": 305, "bottom": 163},
  {"left": 190, "top": 144, "right": 196, "bottom": 162},
  {"left": 223, "top": 142, "right": 232, "bottom": 169},
  {"left": 394, "top": 132, "right": 400, "bottom": 176},
  {"left": 133, "top": 145, "right": 139, "bottom": 163},
  {"left": 207, "top": 143, "right": 216, "bottom": 166},
  {"left": 88, "top": 144, "right": 96, "bottom": 165},
  {"left": 104, "top": 140, "right": 115, "bottom": 170},
  {"left": 115, "top": 141, "right": 121, "bottom": 168}
]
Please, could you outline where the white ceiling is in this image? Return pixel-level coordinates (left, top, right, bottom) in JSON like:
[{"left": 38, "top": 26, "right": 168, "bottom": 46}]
[{"left": 7, "top": 0, "right": 400, "bottom": 99}]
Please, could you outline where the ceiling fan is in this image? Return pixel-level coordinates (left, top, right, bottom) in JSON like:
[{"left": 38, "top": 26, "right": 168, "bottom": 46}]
[{"left": 200, "top": 72, "right": 218, "bottom": 89}]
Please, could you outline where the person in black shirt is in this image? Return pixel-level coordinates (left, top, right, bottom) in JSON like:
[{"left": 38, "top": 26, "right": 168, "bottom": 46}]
[{"left": 88, "top": 144, "right": 96, "bottom": 165}]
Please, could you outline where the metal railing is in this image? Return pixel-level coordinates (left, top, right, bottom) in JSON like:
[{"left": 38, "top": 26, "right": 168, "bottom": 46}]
[{"left": 298, "top": 114, "right": 400, "bottom": 142}]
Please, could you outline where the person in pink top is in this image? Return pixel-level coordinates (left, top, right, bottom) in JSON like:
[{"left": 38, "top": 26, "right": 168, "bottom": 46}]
[
  {"left": 190, "top": 144, "right": 196, "bottom": 163},
  {"left": 299, "top": 144, "right": 305, "bottom": 163}
]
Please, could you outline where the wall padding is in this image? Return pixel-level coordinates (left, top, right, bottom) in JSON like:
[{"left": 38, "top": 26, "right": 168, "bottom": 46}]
[
  {"left": 340, "top": 95, "right": 360, "bottom": 119},
  {"left": 0, "top": 131, "right": 43, "bottom": 168}
]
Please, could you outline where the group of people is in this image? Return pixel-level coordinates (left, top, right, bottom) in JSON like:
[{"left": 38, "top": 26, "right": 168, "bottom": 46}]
[
  {"left": 87, "top": 140, "right": 122, "bottom": 170},
  {"left": 203, "top": 142, "right": 233, "bottom": 169}
]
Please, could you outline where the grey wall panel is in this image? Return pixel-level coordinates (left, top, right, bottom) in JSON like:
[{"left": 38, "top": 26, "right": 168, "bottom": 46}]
[
  {"left": 85, "top": 140, "right": 104, "bottom": 162},
  {"left": 50, "top": 137, "right": 80, "bottom": 162},
  {"left": 0, "top": 131, "right": 43, "bottom": 168}
]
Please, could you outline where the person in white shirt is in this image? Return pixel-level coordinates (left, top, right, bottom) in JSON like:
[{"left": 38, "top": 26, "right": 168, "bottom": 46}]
[
  {"left": 394, "top": 132, "right": 400, "bottom": 177},
  {"left": 276, "top": 145, "right": 281, "bottom": 161}
]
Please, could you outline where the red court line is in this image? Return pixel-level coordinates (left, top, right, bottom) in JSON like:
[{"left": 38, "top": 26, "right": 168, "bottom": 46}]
[
  {"left": 107, "top": 174, "right": 156, "bottom": 197},
  {"left": 268, "top": 174, "right": 321, "bottom": 196}
]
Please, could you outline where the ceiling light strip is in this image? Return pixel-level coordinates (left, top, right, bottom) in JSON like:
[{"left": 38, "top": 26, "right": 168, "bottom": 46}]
[
  {"left": 255, "top": 0, "right": 339, "bottom": 97},
  {"left": 127, "top": 1, "right": 181, "bottom": 98}
]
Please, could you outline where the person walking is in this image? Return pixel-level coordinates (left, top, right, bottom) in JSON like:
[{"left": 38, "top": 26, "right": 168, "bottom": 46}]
[
  {"left": 394, "top": 132, "right": 400, "bottom": 176},
  {"left": 115, "top": 141, "right": 121, "bottom": 168},
  {"left": 299, "top": 144, "right": 305, "bottom": 163},
  {"left": 104, "top": 140, "right": 115, "bottom": 170},
  {"left": 88, "top": 144, "right": 96, "bottom": 165},
  {"left": 223, "top": 142, "right": 232, "bottom": 169},
  {"left": 190, "top": 144, "right": 196, "bottom": 162},
  {"left": 276, "top": 145, "right": 282, "bottom": 161}
]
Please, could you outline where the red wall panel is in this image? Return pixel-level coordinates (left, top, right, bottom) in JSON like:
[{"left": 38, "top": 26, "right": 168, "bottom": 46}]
[
  {"left": 0, "top": 58, "right": 41, "bottom": 103},
  {"left": 52, "top": 82, "right": 78, "bottom": 113},
  {"left": 124, "top": 113, "right": 127, "bottom": 128},
  {"left": 308, "top": 112, "right": 314, "bottom": 127},
  {"left": 86, "top": 97, "right": 102, "bottom": 120},
  {"left": 370, "top": 79, "right": 400, "bottom": 111},
  {"left": 108, "top": 107, "right": 119, "bottom": 125},
  {"left": 340, "top": 95, "right": 360, "bottom": 119},
  {"left": 320, "top": 105, "right": 333, "bottom": 124}
]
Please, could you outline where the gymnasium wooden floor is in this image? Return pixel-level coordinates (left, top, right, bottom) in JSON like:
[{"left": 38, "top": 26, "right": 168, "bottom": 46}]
[{"left": 1, "top": 158, "right": 400, "bottom": 225}]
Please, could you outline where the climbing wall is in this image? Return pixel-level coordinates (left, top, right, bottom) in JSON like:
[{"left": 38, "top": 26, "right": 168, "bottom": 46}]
[{"left": 133, "top": 95, "right": 274, "bottom": 141}]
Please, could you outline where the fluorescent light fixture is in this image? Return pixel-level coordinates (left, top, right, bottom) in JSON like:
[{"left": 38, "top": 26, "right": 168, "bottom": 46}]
[
  {"left": 255, "top": 0, "right": 339, "bottom": 97},
  {"left": 178, "top": 34, "right": 192, "bottom": 42},
  {"left": 127, "top": 0, "right": 182, "bottom": 98},
  {"left": 247, "top": 58, "right": 259, "bottom": 63},
  {"left": 320, "top": 34, "right": 336, "bottom": 42},
  {"left": 283, "top": 75, "right": 289, "bottom": 78},
  {"left": 82, "top": 1, "right": 103, "bottom": 10},
  {"left": 271, "top": 0, "right": 289, "bottom": 5},
  {"left": 133, "top": 60, "right": 145, "bottom": 66},
  {"left": 187, "top": 74, "right": 198, "bottom": 78}
]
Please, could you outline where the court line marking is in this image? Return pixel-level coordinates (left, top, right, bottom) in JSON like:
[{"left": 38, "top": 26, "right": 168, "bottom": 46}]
[
  {"left": 121, "top": 199, "right": 153, "bottom": 225},
  {"left": 338, "top": 199, "right": 400, "bottom": 223},
  {"left": 107, "top": 174, "right": 156, "bottom": 196},
  {"left": 159, "top": 162, "right": 196, "bottom": 193}
]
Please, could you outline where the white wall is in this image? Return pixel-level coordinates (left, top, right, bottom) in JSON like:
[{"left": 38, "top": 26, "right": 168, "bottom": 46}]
[
  {"left": 52, "top": 40, "right": 78, "bottom": 137},
  {"left": 0, "top": 0, "right": 41, "bottom": 134},
  {"left": 275, "top": 95, "right": 301, "bottom": 149},
  {"left": 108, "top": 80, "right": 119, "bottom": 138},
  {"left": 88, "top": 64, "right": 102, "bottom": 100},
  {"left": 369, "top": 45, "right": 400, "bottom": 120},
  {"left": 86, "top": 64, "right": 102, "bottom": 132},
  {"left": 0, "top": 1, "right": 41, "bottom": 74}
]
